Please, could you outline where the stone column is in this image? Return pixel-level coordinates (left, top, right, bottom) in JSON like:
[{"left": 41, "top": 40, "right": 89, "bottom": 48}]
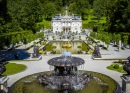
[
  {"left": 121, "top": 74, "right": 130, "bottom": 93},
  {"left": 119, "top": 40, "right": 122, "bottom": 51}
]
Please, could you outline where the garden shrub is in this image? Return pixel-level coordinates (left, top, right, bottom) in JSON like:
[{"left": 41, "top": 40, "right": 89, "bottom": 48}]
[
  {"left": 39, "top": 50, "right": 44, "bottom": 54},
  {"left": 118, "top": 59, "right": 122, "bottom": 63},
  {"left": 33, "top": 42, "right": 36, "bottom": 44},
  {"left": 52, "top": 46, "right": 56, "bottom": 49},
  {"left": 77, "top": 46, "right": 81, "bottom": 48},
  {"left": 113, "top": 45, "right": 118, "bottom": 47},
  {"left": 87, "top": 42, "right": 92, "bottom": 45},
  {"left": 26, "top": 45, "right": 33, "bottom": 50},
  {"left": 121, "top": 47, "right": 125, "bottom": 50},
  {"left": 102, "top": 47, "right": 107, "bottom": 50},
  {"left": 110, "top": 64, "right": 114, "bottom": 67},
  {"left": 42, "top": 42, "right": 46, "bottom": 45},
  {"left": 97, "top": 41, "right": 100, "bottom": 43},
  {"left": 113, "top": 64, "right": 119, "bottom": 69}
]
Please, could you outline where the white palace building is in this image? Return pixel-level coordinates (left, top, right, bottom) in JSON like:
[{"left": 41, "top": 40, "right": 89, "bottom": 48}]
[{"left": 52, "top": 11, "right": 82, "bottom": 33}]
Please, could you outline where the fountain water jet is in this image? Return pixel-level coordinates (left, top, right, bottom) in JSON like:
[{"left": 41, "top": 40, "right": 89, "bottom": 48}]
[{"left": 37, "top": 50, "right": 93, "bottom": 93}]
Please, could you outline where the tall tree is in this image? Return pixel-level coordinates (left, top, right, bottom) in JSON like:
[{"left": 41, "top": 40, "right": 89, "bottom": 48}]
[
  {"left": 106, "top": 0, "right": 130, "bottom": 33},
  {"left": 43, "top": 2, "right": 56, "bottom": 20},
  {"left": 68, "top": 0, "right": 89, "bottom": 19},
  {"left": 54, "top": 0, "right": 63, "bottom": 12},
  {"left": 93, "top": 0, "right": 106, "bottom": 22},
  {"left": 0, "top": 0, "right": 11, "bottom": 34},
  {"left": 123, "top": 35, "right": 128, "bottom": 45}
]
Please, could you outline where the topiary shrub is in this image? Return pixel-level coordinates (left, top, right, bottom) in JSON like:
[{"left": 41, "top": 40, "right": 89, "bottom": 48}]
[
  {"left": 77, "top": 46, "right": 81, "bottom": 48},
  {"left": 118, "top": 59, "right": 122, "bottom": 63},
  {"left": 113, "top": 64, "right": 119, "bottom": 69}
]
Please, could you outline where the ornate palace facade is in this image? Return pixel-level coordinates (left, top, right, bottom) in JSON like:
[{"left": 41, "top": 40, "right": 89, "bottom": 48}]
[{"left": 52, "top": 11, "right": 82, "bottom": 33}]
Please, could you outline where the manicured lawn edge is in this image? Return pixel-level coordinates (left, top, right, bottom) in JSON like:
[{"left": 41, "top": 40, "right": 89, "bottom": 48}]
[
  {"left": 2, "top": 63, "right": 27, "bottom": 75},
  {"left": 106, "top": 64, "right": 126, "bottom": 73}
]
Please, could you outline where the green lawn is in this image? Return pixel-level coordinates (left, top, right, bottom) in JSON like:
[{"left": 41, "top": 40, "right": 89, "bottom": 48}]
[
  {"left": 82, "top": 15, "right": 106, "bottom": 28},
  {"left": 2, "top": 63, "right": 27, "bottom": 75},
  {"left": 37, "top": 20, "right": 51, "bottom": 29},
  {"left": 107, "top": 64, "right": 126, "bottom": 73}
]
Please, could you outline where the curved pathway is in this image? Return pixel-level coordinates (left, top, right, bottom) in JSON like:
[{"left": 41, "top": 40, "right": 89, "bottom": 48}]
[{"left": 7, "top": 54, "right": 122, "bottom": 87}]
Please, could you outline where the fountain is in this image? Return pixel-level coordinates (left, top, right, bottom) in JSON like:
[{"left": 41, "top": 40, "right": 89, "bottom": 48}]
[
  {"left": 62, "top": 42, "right": 72, "bottom": 48},
  {"left": 121, "top": 56, "right": 130, "bottom": 93},
  {"left": 37, "top": 50, "right": 93, "bottom": 93}
]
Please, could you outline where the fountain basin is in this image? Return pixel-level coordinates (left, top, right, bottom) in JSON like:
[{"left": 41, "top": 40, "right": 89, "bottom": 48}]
[{"left": 11, "top": 71, "right": 119, "bottom": 93}]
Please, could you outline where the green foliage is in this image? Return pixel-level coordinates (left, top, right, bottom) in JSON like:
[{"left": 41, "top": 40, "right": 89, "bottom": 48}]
[
  {"left": 122, "top": 35, "right": 128, "bottom": 45},
  {"left": 87, "top": 41, "right": 92, "bottom": 45},
  {"left": 26, "top": 45, "right": 34, "bottom": 50},
  {"left": 43, "top": 2, "right": 56, "bottom": 20},
  {"left": 35, "top": 32, "right": 44, "bottom": 39},
  {"left": 7, "top": 0, "right": 43, "bottom": 34},
  {"left": 79, "top": 36, "right": 81, "bottom": 40},
  {"left": 118, "top": 59, "right": 122, "bottom": 63},
  {"left": 106, "top": 0, "right": 130, "bottom": 33},
  {"left": 2, "top": 63, "right": 27, "bottom": 75},
  {"left": 52, "top": 46, "right": 56, "bottom": 49},
  {"left": 116, "top": 34, "right": 121, "bottom": 42},
  {"left": 42, "top": 42, "right": 46, "bottom": 45},
  {"left": 82, "top": 42, "right": 88, "bottom": 51},
  {"left": 0, "top": 31, "right": 32, "bottom": 47},
  {"left": 45, "top": 43, "right": 52, "bottom": 51},
  {"left": 68, "top": 0, "right": 90, "bottom": 19},
  {"left": 107, "top": 64, "right": 126, "bottom": 73},
  {"left": 93, "top": 0, "right": 106, "bottom": 22},
  {"left": 113, "top": 64, "right": 119, "bottom": 69},
  {"left": 77, "top": 45, "right": 81, "bottom": 48}
]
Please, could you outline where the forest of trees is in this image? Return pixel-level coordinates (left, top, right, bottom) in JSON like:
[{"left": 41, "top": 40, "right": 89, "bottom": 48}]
[{"left": 0, "top": 0, "right": 130, "bottom": 48}]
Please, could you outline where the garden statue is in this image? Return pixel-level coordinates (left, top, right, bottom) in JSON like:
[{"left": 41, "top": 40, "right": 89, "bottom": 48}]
[
  {"left": 123, "top": 56, "right": 130, "bottom": 75},
  {"left": 14, "top": 52, "right": 19, "bottom": 60},
  {"left": 121, "top": 56, "right": 130, "bottom": 93},
  {"left": 0, "top": 63, "right": 6, "bottom": 76},
  {"left": 32, "top": 45, "right": 40, "bottom": 57},
  {"left": 92, "top": 44, "right": 101, "bottom": 58}
]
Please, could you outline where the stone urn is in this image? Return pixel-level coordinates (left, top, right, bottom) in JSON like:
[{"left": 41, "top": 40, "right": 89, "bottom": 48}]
[
  {"left": 124, "top": 63, "right": 130, "bottom": 75},
  {"left": 123, "top": 56, "right": 130, "bottom": 75},
  {"left": 0, "top": 64, "right": 6, "bottom": 75}
]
